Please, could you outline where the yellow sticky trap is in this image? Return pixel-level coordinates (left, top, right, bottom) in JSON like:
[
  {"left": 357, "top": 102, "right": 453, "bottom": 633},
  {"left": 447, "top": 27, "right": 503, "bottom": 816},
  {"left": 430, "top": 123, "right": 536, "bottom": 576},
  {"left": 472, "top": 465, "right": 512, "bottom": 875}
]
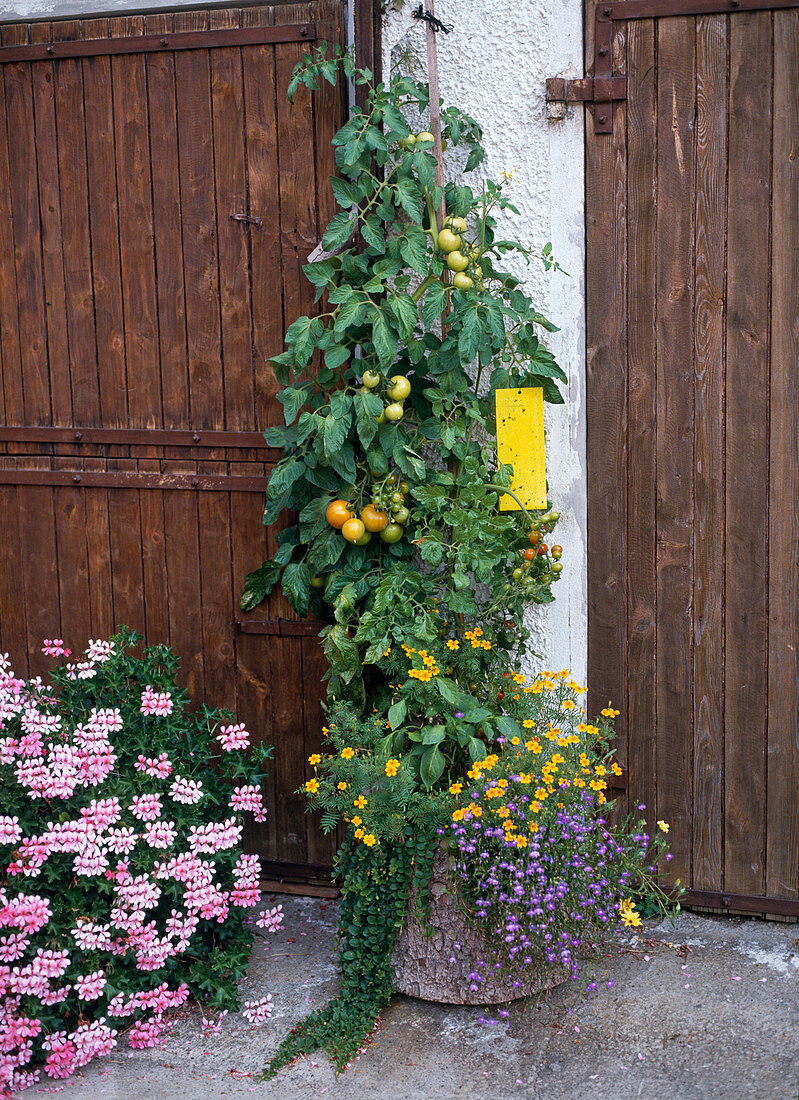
[{"left": 495, "top": 387, "right": 547, "bottom": 511}]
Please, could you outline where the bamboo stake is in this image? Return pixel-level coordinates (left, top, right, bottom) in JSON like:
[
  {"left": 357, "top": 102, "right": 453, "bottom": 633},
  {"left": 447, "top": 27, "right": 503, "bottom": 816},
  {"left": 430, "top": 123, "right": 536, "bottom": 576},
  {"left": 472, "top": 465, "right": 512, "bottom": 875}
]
[{"left": 423, "top": 0, "right": 446, "bottom": 227}]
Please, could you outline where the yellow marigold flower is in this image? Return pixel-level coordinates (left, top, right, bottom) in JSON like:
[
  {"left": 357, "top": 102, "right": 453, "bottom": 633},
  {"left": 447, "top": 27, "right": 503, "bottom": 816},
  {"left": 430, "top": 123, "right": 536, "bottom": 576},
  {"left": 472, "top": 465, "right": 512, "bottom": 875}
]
[
  {"left": 497, "top": 806, "right": 509, "bottom": 818},
  {"left": 308, "top": 754, "right": 322, "bottom": 765},
  {"left": 341, "top": 747, "right": 355, "bottom": 760},
  {"left": 351, "top": 816, "right": 362, "bottom": 827},
  {"left": 512, "top": 673, "right": 526, "bottom": 685},
  {"left": 562, "top": 699, "right": 575, "bottom": 711},
  {"left": 612, "top": 762, "right": 623, "bottom": 776},
  {"left": 527, "top": 740, "right": 542, "bottom": 754},
  {"left": 452, "top": 808, "right": 466, "bottom": 821},
  {"left": 354, "top": 796, "right": 367, "bottom": 809},
  {"left": 354, "top": 828, "right": 364, "bottom": 840},
  {"left": 467, "top": 804, "right": 483, "bottom": 818},
  {"left": 573, "top": 777, "right": 585, "bottom": 788},
  {"left": 337, "top": 781, "right": 348, "bottom": 790},
  {"left": 558, "top": 670, "right": 570, "bottom": 679},
  {"left": 446, "top": 639, "right": 460, "bottom": 650},
  {"left": 522, "top": 719, "right": 535, "bottom": 729},
  {"left": 657, "top": 820, "right": 670, "bottom": 833},
  {"left": 528, "top": 821, "right": 539, "bottom": 833},
  {"left": 594, "top": 765, "right": 607, "bottom": 776},
  {"left": 585, "top": 724, "right": 600, "bottom": 736},
  {"left": 322, "top": 726, "right": 329, "bottom": 734},
  {"left": 589, "top": 779, "right": 607, "bottom": 791},
  {"left": 449, "top": 782, "right": 463, "bottom": 795},
  {"left": 383, "top": 647, "right": 392, "bottom": 656},
  {"left": 362, "top": 833, "right": 377, "bottom": 847},
  {"left": 530, "top": 801, "right": 541, "bottom": 813},
  {"left": 473, "top": 627, "right": 484, "bottom": 636},
  {"left": 385, "top": 759, "right": 400, "bottom": 777},
  {"left": 305, "top": 778, "right": 320, "bottom": 793},
  {"left": 601, "top": 706, "right": 620, "bottom": 718},
  {"left": 515, "top": 836, "right": 528, "bottom": 848},
  {"left": 510, "top": 736, "right": 520, "bottom": 746},
  {"left": 519, "top": 773, "right": 532, "bottom": 785},
  {"left": 535, "top": 788, "right": 547, "bottom": 801}
]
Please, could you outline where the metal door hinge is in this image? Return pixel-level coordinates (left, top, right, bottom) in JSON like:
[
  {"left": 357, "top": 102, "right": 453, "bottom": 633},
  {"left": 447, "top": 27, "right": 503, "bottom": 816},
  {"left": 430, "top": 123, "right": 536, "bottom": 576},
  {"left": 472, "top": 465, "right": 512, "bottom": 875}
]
[{"left": 546, "top": 0, "right": 799, "bottom": 135}]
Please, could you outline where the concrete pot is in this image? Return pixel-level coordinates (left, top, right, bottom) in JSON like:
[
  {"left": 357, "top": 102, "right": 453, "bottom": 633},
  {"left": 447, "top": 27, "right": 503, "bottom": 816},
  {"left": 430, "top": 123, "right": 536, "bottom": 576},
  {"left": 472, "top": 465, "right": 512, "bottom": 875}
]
[{"left": 391, "top": 843, "right": 568, "bottom": 1005}]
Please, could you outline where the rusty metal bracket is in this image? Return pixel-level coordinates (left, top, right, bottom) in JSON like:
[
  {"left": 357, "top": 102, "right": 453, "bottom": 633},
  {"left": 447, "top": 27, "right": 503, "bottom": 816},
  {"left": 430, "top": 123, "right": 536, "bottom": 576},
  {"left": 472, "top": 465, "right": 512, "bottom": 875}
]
[
  {"left": 546, "top": 0, "right": 799, "bottom": 134},
  {"left": 230, "top": 212, "right": 263, "bottom": 228}
]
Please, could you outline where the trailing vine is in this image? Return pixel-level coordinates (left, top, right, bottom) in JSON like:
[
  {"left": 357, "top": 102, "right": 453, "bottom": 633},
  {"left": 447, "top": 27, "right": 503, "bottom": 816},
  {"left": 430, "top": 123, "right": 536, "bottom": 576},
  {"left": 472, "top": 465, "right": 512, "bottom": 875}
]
[{"left": 265, "top": 826, "right": 436, "bottom": 1075}]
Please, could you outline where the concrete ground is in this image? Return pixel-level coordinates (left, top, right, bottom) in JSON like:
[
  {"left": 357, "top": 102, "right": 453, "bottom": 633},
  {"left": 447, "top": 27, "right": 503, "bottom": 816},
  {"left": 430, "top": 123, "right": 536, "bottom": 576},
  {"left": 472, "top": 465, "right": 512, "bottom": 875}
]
[{"left": 26, "top": 896, "right": 799, "bottom": 1100}]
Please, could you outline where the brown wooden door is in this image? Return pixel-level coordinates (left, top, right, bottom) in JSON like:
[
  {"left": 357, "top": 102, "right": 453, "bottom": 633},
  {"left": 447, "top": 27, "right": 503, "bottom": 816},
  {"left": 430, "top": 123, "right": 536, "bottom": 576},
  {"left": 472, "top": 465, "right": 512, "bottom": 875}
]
[
  {"left": 586, "top": 1, "right": 799, "bottom": 915},
  {"left": 0, "top": 1, "right": 344, "bottom": 876}
]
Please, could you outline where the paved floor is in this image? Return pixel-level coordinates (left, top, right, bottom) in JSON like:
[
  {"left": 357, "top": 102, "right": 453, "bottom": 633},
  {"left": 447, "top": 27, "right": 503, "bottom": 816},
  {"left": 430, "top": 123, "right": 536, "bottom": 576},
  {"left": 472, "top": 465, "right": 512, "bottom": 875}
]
[{"left": 23, "top": 896, "right": 799, "bottom": 1100}]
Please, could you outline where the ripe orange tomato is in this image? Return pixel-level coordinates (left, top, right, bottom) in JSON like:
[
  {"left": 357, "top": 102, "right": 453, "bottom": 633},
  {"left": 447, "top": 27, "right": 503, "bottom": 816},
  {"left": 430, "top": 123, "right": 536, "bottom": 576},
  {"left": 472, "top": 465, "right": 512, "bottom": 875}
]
[
  {"left": 538, "top": 544, "right": 548, "bottom": 556},
  {"left": 528, "top": 529, "right": 541, "bottom": 546},
  {"left": 325, "top": 499, "right": 352, "bottom": 529},
  {"left": 361, "top": 504, "right": 389, "bottom": 533},
  {"left": 523, "top": 548, "right": 536, "bottom": 561}
]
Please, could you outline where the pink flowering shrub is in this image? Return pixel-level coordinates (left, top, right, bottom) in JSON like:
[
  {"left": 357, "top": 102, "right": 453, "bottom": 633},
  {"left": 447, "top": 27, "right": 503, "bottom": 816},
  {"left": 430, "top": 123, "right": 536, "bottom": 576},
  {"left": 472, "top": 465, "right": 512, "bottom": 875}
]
[{"left": 0, "top": 628, "right": 272, "bottom": 1093}]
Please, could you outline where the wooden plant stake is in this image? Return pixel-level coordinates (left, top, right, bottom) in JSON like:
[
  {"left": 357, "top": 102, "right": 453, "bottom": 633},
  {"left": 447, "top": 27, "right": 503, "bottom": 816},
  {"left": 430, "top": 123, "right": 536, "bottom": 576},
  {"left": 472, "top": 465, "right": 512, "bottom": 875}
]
[{"left": 422, "top": 0, "right": 446, "bottom": 227}]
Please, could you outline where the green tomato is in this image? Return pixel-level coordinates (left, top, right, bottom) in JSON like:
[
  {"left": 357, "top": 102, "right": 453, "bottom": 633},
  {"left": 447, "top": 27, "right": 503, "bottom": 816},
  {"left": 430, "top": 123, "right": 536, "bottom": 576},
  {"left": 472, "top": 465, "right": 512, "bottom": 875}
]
[
  {"left": 309, "top": 575, "right": 326, "bottom": 589},
  {"left": 452, "top": 272, "right": 473, "bottom": 291},
  {"left": 416, "top": 131, "right": 434, "bottom": 144},
  {"left": 552, "top": 562, "right": 563, "bottom": 574},
  {"left": 512, "top": 568, "right": 523, "bottom": 582},
  {"left": 387, "top": 375, "right": 411, "bottom": 401},
  {"left": 398, "top": 135, "right": 417, "bottom": 149},
  {"left": 362, "top": 370, "right": 381, "bottom": 388},
  {"left": 446, "top": 251, "right": 469, "bottom": 272},
  {"left": 380, "top": 523, "right": 404, "bottom": 544},
  {"left": 437, "top": 228, "right": 462, "bottom": 254},
  {"left": 384, "top": 402, "right": 404, "bottom": 422},
  {"left": 377, "top": 409, "right": 387, "bottom": 425},
  {"left": 389, "top": 491, "right": 404, "bottom": 506},
  {"left": 392, "top": 506, "right": 410, "bottom": 525},
  {"left": 355, "top": 530, "right": 372, "bottom": 546}
]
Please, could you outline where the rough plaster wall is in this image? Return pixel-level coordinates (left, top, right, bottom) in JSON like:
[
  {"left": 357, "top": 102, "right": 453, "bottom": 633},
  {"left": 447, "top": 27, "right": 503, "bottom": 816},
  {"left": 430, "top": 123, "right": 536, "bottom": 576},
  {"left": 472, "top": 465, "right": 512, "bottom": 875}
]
[
  {"left": 383, "top": 0, "right": 587, "bottom": 682},
  {"left": 0, "top": 0, "right": 589, "bottom": 683}
]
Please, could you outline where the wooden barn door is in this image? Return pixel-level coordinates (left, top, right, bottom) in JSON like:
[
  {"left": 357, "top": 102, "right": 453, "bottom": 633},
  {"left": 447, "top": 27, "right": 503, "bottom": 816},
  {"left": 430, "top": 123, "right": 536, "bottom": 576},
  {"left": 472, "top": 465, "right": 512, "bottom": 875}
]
[
  {"left": 0, "top": 2, "right": 345, "bottom": 879},
  {"left": 583, "top": 1, "right": 799, "bottom": 914}
]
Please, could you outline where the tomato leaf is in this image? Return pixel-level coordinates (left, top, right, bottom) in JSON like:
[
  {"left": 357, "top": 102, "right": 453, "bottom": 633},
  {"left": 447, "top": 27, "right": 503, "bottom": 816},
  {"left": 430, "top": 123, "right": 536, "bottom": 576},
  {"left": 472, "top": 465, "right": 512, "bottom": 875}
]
[
  {"left": 355, "top": 391, "right": 383, "bottom": 449},
  {"left": 322, "top": 210, "right": 356, "bottom": 251},
  {"left": 299, "top": 497, "right": 330, "bottom": 543},
  {"left": 399, "top": 225, "right": 429, "bottom": 275},
  {"left": 240, "top": 560, "right": 282, "bottom": 611},
  {"left": 282, "top": 562, "right": 311, "bottom": 617},
  {"left": 371, "top": 310, "right": 398, "bottom": 367}
]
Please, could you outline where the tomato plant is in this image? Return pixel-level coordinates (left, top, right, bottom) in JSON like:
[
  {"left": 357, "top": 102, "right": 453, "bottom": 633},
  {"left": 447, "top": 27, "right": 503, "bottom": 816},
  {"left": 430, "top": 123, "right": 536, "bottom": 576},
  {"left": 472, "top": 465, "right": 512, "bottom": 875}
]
[{"left": 240, "top": 44, "right": 567, "bottom": 706}]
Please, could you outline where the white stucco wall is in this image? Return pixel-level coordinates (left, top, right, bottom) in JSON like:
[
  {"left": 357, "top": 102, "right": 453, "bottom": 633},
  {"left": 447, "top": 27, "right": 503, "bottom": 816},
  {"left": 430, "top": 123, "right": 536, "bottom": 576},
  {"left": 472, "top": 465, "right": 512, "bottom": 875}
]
[
  {"left": 382, "top": 0, "right": 587, "bottom": 682},
  {"left": 0, "top": 0, "right": 588, "bottom": 682}
]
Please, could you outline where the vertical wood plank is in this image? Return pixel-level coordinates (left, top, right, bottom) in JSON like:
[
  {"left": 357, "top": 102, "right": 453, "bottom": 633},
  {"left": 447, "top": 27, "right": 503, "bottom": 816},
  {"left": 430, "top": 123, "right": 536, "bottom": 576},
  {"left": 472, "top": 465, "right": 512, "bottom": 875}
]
[
  {"left": 107, "top": 483, "right": 146, "bottom": 637},
  {"left": 83, "top": 457, "right": 115, "bottom": 641},
  {"left": 144, "top": 11, "right": 190, "bottom": 431},
  {"left": 163, "top": 488, "right": 205, "bottom": 703},
  {"left": 302, "top": 634, "right": 336, "bottom": 867},
  {"left": 586, "top": 9, "right": 628, "bottom": 776},
  {"left": 272, "top": 636, "right": 308, "bottom": 865},
  {"left": 0, "top": 487, "right": 29, "bottom": 676},
  {"left": 231, "top": 483, "right": 276, "bottom": 861},
  {"left": 766, "top": 10, "right": 799, "bottom": 901},
  {"left": 210, "top": 7, "right": 255, "bottom": 432},
  {"left": 138, "top": 473, "right": 170, "bottom": 646},
  {"left": 2, "top": 24, "right": 52, "bottom": 424},
  {"left": 0, "top": 43, "right": 24, "bottom": 427},
  {"left": 174, "top": 9, "right": 224, "bottom": 431},
  {"left": 625, "top": 18, "right": 657, "bottom": 830},
  {"left": 82, "top": 17, "right": 129, "bottom": 429},
  {"left": 108, "top": 16, "right": 161, "bottom": 429},
  {"left": 29, "top": 23, "right": 72, "bottom": 426},
  {"left": 723, "top": 11, "right": 771, "bottom": 897},
  {"left": 241, "top": 5, "right": 284, "bottom": 430},
  {"left": 51, "top": 21, "right": 101, "bottom": 426},
  {"left": 197, "top": 481, "right": 236, "bottom": 712},
  {"left": 18, "top": 485, "right": 61, "bottom": 678},
  {"left": 655, "top": 17, "right": 695, "bottom": 886},
  {"left": 50, "top": 476, "right": 92, "bottom": 656},
  {"left": 691, "top": 14, "right": 727, "bottom": 892}
]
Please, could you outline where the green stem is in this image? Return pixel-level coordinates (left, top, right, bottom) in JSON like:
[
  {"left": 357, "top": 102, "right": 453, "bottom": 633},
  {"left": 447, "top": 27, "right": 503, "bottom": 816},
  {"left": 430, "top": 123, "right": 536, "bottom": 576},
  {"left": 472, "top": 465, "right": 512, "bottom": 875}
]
[
  {"left": 411, "top": 273, "right": 438, "bottom": 303},
  {"left": 423, "top": 187, "right": 439, "bottom": 249},
  {"left": 484, "top": 483, "right": 534, "bottom": 525}
]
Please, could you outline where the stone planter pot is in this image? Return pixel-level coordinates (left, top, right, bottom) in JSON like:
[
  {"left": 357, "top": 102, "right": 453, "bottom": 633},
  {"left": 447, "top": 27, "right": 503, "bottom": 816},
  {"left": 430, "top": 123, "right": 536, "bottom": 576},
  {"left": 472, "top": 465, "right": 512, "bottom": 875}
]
[{"left": 391, "top": 843, "right": 568, "bottom": 1005}]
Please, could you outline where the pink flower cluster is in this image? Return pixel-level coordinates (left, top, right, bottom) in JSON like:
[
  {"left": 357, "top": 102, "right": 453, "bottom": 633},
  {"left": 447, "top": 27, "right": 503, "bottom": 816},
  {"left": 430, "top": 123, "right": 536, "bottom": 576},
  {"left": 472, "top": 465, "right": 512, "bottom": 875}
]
[
  {"left": 242, "top": 995, "right": 272, "bottom": 1026},
  {"left": 139, "top": 686, "right": 174, "bottom": 717},
  {"left": 0, "top": 638, "right": 272, "bottom": 1093},
  {"left": 255, "top": 905, "right": 284, "bottom": 934}
]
